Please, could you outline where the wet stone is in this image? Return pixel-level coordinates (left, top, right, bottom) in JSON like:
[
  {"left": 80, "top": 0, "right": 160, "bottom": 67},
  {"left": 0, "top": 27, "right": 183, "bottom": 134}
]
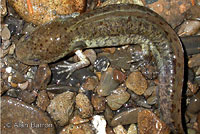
[
  {"left": 188, "top": 54, "right": 200, "bottom": 68},
  {"left": 70, "top": 113, "right": 90, "bottom": 125},
  {"left": 18, "top": 90, "right": 37, "bottom": 104},
  {"left": 125, "top": 71, "right": 147, "bottom": 95},
  {"left": 113, "top": 125, "right": 127, "bottom": 134},
  {"left": 127, "top": 124, "right": 137, "bottom": 134},
  {"left": 187, "top": 81, "right": 199, "bottom": 94},
  {"left": 97, "top": 67, "right": 119, "bottom": 96},
  {"left": 111, "top": 107, "right": 143, "bottom": 127},
  {"left": 33, "top": 64, "right": 51, "bottom": 91},
  {"left": 147, "top": 93, "right": 158, "bottom": 105},
  {"left": 36, "top": 90, "right": 50, "bottom": 111},
  {"left": 113, "top": 69, "right": 127, "bottom": 83},
  {"left": 82, "top": 76, "right": 98, "bottom": 91},
  {"left": 106, "top": 126, "right": 115, "bottom": 134},
  {"left": 138, "top": 109, "right": 170, "bottom": 134},
  {"left": 91, "top": 94, "right": 106, "bottom": 112},
  {"left": 1, "top": 96, "right": 55, "bottom": 134},
  {"left": 76, "top": 93, "right": 93, "bottom": 118},
  {"left": 1, "top": 26, "right": 11, "bottom": 40},
  {"left": 104, "top": 105, "right": 114, "bottom": 126},
  {"left": 187, "top": 90, "right": 200, "bottom": 116},
  {"left": 106, "top": 88, "right": 130, "bottom": 110},
  {"left": 144, "top": 86, "right": 157, "bottom": 98},
  {"left": 60, "top": 123, "right": 94, "bottom": 134},
  {"left": 47, "top": 91, "right": 75, "bottom": 126}
]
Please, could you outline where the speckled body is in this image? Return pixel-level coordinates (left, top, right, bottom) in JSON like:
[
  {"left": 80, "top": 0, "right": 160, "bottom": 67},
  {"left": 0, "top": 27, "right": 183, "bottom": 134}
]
[{"left": 15, "top": 4, "right": 184, "bottom": 133}]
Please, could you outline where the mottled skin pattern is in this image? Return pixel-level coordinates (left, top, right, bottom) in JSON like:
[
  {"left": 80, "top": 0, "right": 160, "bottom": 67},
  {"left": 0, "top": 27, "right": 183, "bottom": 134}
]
[{"left": 15, "top": 4, "right": 184, "bottom": 133}]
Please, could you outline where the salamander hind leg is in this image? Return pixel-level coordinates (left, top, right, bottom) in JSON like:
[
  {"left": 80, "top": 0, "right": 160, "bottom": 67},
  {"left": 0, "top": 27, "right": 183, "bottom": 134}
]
[{"left": 55, "top": 50, "right": 90, "bottom": 79}]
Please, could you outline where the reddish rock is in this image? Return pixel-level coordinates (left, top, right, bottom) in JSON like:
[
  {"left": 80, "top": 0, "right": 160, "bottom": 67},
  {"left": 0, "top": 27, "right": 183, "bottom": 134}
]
[{"left": 138, "top": 109, "right": 170, "bottom": 134}]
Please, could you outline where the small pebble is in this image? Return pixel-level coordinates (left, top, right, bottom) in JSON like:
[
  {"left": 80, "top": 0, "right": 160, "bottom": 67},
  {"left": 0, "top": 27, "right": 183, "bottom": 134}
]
[
  {"left": 127, "top": 124, "right": 137, "bottom": 134},
  {"left": 97, "top": 67, "right": 119, "bottom": 96},
  {"left": 111, "top": 107, "right": 143, "bottom": 126},
  {"left": 147, "top": 94, "right": 158, "bottom": 105},
  {"left": 76, "top": 93, "right": 93, "bottom": 118},
  {"left": 94, "top": 56, "right": 110, "bottom": 72},
  {"left": 33, "top": 64, "right": 51, "bottom": 91},
  {"left": 104, "top": 105, "right": 114, "bottom": 126},
  {"left": 113, "top": 69, "right": 126, "bottom": 83},
  {"left": 106, "top": 88, "right": 130, "bottom": 110},
  {"left": 187, "top": 81, "right": 199, "bottom": 94},
  {"left": 60, "top": 123, "right": 94, "bottom": 134},
  {"left": 36, "top": 90, "right": 50, "bottom": 111},
  {"left": 18, "top": 90, "right": 37, "bottom": 104},
  {"left": 144, "top": 86, "right": 157, "bottom": 98},
  {"left": 125, "top": 71, "right": 147, "bottom": 95},
  {"left": 91, "top": 94, "right": 106, "bottom": 112},
  {"left": 138, "top": 109, "right": 170, "bottom": 134},
  {"left": 18, "top": 81, "right": 29, "bottom": 90},
  {"left": 47, "top": 91, "right": 75, "bottom": 126},
  {"left": 70, "top": 112, "right": 90, "bottom": 125},
  {"left": 1, "top": 26, "right": 11, "bottom": 40},
  {"left": 82, "top": 76, "right": 98, "bottom": 91},
  {"left": 188, "top": 54, "right": 200, "bottom": 68},
  {"left": 113, "top": 125, "right": 127, "bottom": 134},
  {"left": 187, "top": 128, "right": 196, "bottom": 134}
]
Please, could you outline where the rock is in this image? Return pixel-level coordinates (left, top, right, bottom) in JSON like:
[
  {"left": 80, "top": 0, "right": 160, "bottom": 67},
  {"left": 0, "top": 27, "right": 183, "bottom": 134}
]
[
  {"left": 36, "top": 90, "right": 50, "bottom": 111},
  {"left": 70, "top": 112, "right": 89, "bottom": 125},
  {"left": 144, "top": 86, "right": 157, "bottom": 98},
  {"left": 106, "top": 126, "right": 115, "bottom": 134},
  {"left": 91, "top": 94, "right": 106, "bottom": 112},
  {"left": 113, "top": 125, "right": 127, "bottom": 134},
  {"left": 18, "top": 90, "right": 37, "bottom": 104},
  {"left": 187, "top": 128, "right": 196, "bottom": 134},
  {"left": 197, "top": 113, "right": 200, "bottom": 132},
  {"left": 82, "top": 76, "right": 98, "bottom": 91},
  {"left": 47, "top": 91, "right": 75, "bottom": 126},
  {"left": 104, "top": 105, "right": 114, "bottom": 126},
  {"left": 18, "top": 81, "right": 29, "bottom": 90},
  {"left": 106, "top": 88, "right": 130, "bottom": 110},
  {"left": 147, "top": 94, "right": 158, "bottom": 105},
  {"left": 97, "top": 67, "right": 119, "bottom": 96},
  {"left": 0, "top": 0, "right": 7, "bottom": 18},
  {"left": 60, "top": 123, "right": 94, "bottom": 134},
  {"left": 1, "top": 26, "right": 11, "bottom": 40},
  {"left": 1, "top": 96, "right": 55, "bottom": 134},
  {"left": 113, "top": 69, "right": 127, "bottom": 83},
  {"left": 8, "top": 0, "right": 86, "bottom": 25},
  {"left": 138, "top": 109, "right": 170, "bottom": 134},
  {"left": 102, "top": 47, "right": 116, "bottom": 54},
  {"left": 127, "top": 124, "right": 137, "bottom": 134},
  {"left": 187, "top": 90, "right": 200, "bottom": 117},
  {"left": 92, "top": 115, "right": 107, "bottom": 134},
  {"left": 111, "top": 107, "right": 143, "bottom": 127},
  {"left": 76, "top": 93, "right": 93, "bottom": 118},
  {"left": 188, "top": 54, "right": 200, "bottom": 68},
  {"left": 196, "top": 67, "right": 200, "bottom": 76},
  {"left": 33, "top": 64, "right": 51, "bottom": 91},
  {"left": 140, "top": 62, "right": 158, "bottom": 80},
  {"left": 125, "top": 71, "right": 147, "bottom": 95},
  {"left": 187, "top": 81, "right": 199, "bottom": 94}
]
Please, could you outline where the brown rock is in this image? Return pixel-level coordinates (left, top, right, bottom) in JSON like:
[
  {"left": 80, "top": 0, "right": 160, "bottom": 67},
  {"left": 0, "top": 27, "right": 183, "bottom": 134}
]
[
  {"left": 187, "top": 81, "right": 199, "bottom": 94},
  {"left": 47, "top": 91, "right": 75, "bottom": 126},
  {"left": 60, "top": 123, "right": 94, "bottom": 134},
  {"left": 113, "top": 69, "right": 126, "bottom": 83},
  {"left": 113, "top": 125, "right": 127, "bottom": 134},
  {"left": 33, "top": 64, "right": 51, "bottom": 91},
  {"left": 82, "top": 76, "right": 98, "bottom": 91},
  {"left": 138, "top": 109, "right": 170, "bottom": 134},
  {"left": 104, "top": 105, "right": 114, "bottom": 126},
  {"left": 36, "top": 90, "right": 50, "bottom": 111},
  {"left": 102, "top": 47, "right": 116, "bottom": 54},
  {"left": 70, "top": 114, "right": 89, "bottom": 125},
  {"left": 106, "top": 88, "right": 130, "bottom": 110},
  {"left": 106, "top": 126, "right": 115, "bottom": 134},
  {"left": 91, "top": 94, "right": 106, "bottom": 112},
  {"left": 1, "top": 96, "right": 55, "bottom": 134},
  {"left": 8, "top": 0, "right": 86, "bottom": 25},
  {"left": 125, "top": 71, "right": 147, "bottom": 95},
  {"left": 76, "top": 93, "right": 93, "bottom": 118},
  {"left": 1, "top": 26, "right": 11, "bottom": 40},
  {"left": 188, "top": 54, "right": 200, "bottom": 68}
]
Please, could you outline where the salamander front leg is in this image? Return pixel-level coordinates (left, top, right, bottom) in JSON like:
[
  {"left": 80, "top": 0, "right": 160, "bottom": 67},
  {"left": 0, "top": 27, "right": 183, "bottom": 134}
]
[{"left": 55, "top": 50, "right": 90, "bottom": 79}]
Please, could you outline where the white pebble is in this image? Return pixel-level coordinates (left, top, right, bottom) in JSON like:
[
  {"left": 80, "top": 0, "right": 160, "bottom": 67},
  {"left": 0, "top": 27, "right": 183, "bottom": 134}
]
[{"left": 92, "top": 115, "right": 106, "bottom": 134}]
